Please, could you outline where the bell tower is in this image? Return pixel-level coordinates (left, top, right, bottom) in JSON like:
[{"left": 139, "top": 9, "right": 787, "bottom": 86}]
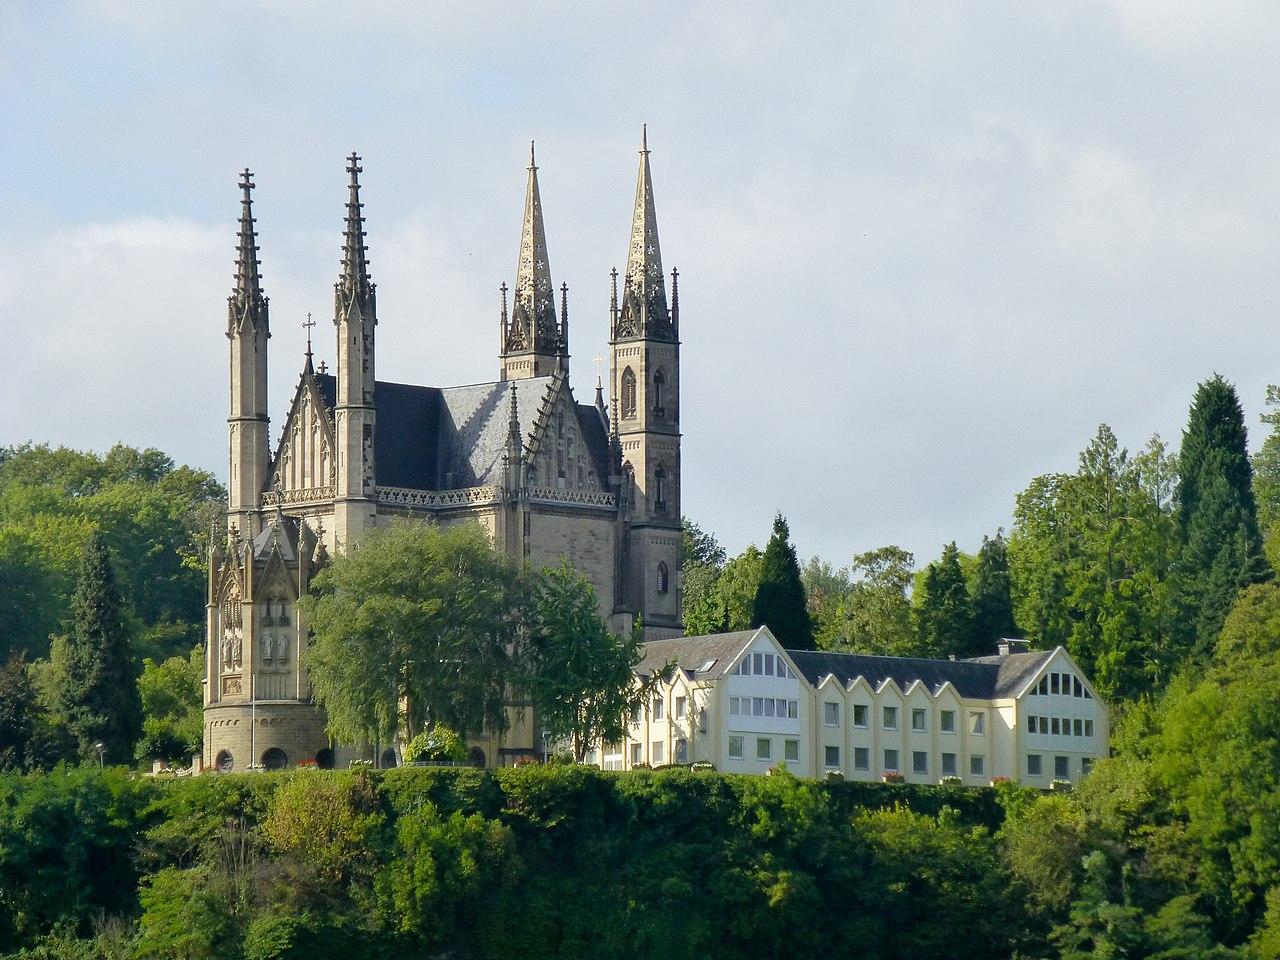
[
  {"left": 610, "top": 127, "right": 682, "bottom": 635},
  {"left": 332, "top": 153, "right": 378, "bottom": 550},
  {"left": 500, "top": 142, "right": 568, "bottom": 380},
  {"left": 227, "top": 168, "right": 270, "bottom": 538}
]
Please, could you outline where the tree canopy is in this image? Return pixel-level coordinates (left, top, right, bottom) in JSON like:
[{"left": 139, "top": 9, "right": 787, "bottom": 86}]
[{"left": 751, "top": 513, "right": 814, "bottom": 650}]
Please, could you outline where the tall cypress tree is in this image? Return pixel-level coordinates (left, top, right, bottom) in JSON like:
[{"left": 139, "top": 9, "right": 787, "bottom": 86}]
[
  {"left": 915, "top": 542, "right": 974, "bottom": 659},
  {"left": 751, "top": 514, "right": 815, "bottom": 650},
  {"left": 1175, "top": 376, "right": 1271, "bottom": 661},
  {"left": 0, "top": 654, "right": 36, "bottom": 771},
  {"left": 970, "top": 533, "right": 1018, "bottom": 655},
  {"left": 54, "top": 532, "right": 141, "bottom": 764}
]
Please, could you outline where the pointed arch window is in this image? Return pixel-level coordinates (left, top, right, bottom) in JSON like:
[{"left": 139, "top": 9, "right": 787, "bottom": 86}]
[
  {"left": 621, "top": 367, "right": 637, "bottom": 420},
  {"left": 656, "top": 561, "right": 669, "bottom": 595},
  {"left": 654, "top": 463, "right": 667, "bottom": 512},
  {"left": 653, "top": 369, "right": 666, "bottom": 418}
]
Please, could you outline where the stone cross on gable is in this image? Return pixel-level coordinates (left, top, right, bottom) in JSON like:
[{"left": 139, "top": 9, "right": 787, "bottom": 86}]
[{"left": 303, "top": 312, "right": 315, "bottom": 355}]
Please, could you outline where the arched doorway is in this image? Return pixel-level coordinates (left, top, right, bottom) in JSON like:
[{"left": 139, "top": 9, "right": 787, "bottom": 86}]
[
  {"left": 468, "top": 746, "right": 486, "bottom": 769},
  {"left": 315, "top": 748, "right": 335, "bottom": 770},
  {"left": 215, "top": 750, "right": 234, "bottom": 773},
  {"left": 261, "top": 747, "right": 288, "bottom": 771}
]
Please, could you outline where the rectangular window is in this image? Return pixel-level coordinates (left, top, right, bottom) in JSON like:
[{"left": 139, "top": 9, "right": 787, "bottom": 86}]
[
  {"left": 1073, "top": 718, "right": 1083, "bottom": 737},
  {"left": 1073, "top": 676, "right": 1083, "bottom": 698},
  {"left": 756, "top": 738, "right": 772, "bottom": 761},
  {"left": 854, "top": 747, "right": 870, "bottom": 771},
  {"left": 941, "top": 752, "right": 957, "bottom": 776},
  {"left": 729, "top": 696, "right": 740, "bottom": 716},
  {"left": 653, "top": 697, "right": 664, "bottom": 721},
  {"left": 1082, "top": 757, "right": 1094, "bottom": 777},
  {"left": 970, "top": 712, "right": 985, "bottom": 735},
  {"left": 1027, "top": 714, "right": 1036, "bottom": 734},
  {"left": 1027, "top": 753, "right": 1042, "bottom": 777},
  {"left": 787, "top": 700, "right": 798, "bottom": 719},
  {"left": 824, "top": 702, "right": 840, "bottom": 727},
  {"left": 753, "top": 653, "right": 763, "bottom": 675},
  {"left": 1084, "top": 688, "right": 1093, "bottom": 700},
  {"left": 884, "top": 749, "right": 899, "bottom": 772},
  {"left": 1051, "top": 674, "right": 1060, "bottom": 695},
  {"left": 728, "top": 735, "right": 743, "bottom": 759},
  {"left": 883, "top": 706, "right": 898, "bottom": 730},
  {"left": 1051, "top": 717, "right": 1061, "bottom": 736},
  {"left": 675, "top": 738, "right": 688, "bottom": 763},
  {"left": 1084, "top": 719, "right": 1094, "bottom": 738},
  {"left": 1055, "top": 755, "right": 1070, "bottom": 779},
  {"left": 764, "top": 698, "right": 776, "bottom": 719},
  {"left": 699, "top": 710, "right": 708, "bottom": 734},
  {"left": 631, "top": 743, "right": 642, "bottom": 765},
  {"left": 652, "top": 741, "right": 664, "bottom": 764},
  {"left": 753, "top": 697, "right": 764, "bottom": 717},
  {"left": 854, "top": 704, "right": 869, "bottom": 728},
  {"left": 675, "top": 697, "right": 686, "bottom": 720},
  {"left": 785, "top": 739, "right": 800, "bottom": 762},
  {"left": 970, "top": 755, "right": 985, "bottom": 776},
  {"left": 1038, "top": 676, "right": 1049, "bottom": 695},
  {"left": 630, "top": 704, "right": 642, "bottom": 725},
  {"left": 1038, "top": 716, "right": 1049, "bottom": 735},
  {"left": 940, "top": 709, "right": 955, "bottom": 733},
  {"left": 763, "top": 653, "right": 774, "bottom": 676},
  {"left": 776, "top": 698, "right": 788, "bottom": 718},
  {"left": 912, "top": 708, "right": 927, "bottom": 732},
  {"left": 912, "top": 751, "right": 928, "bottom": 774},
  {"left": 825, "top": 745, "right": 840, "bottom": 768}
]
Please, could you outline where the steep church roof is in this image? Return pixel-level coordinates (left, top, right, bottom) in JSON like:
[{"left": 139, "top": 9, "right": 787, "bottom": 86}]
[{"left": 310, "top": 372, "right": 610, "bottom": 491}]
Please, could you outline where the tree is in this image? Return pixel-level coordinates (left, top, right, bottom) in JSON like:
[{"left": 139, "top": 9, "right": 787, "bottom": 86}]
[
  {"left": 801, "top": 556, "right": 851, "bottom": 640},
  {"left": 750, "top": 514, "right": 814, "bottom": 650},
  {"left": 135, "top": 644, "right": 203, "bottom": 766},
  {"left": 817, "top": 546, "right": 917, "bottom": 656},
  {"left": 0, "top": 654, "right": 37, "bottom": 771},
  {"left": 525, "top": 562, "right": 665, "bottom": 763},
  {"left": 1251, "top": 384, "right": 1280, "bottom": 570},
  {"left": 1175, "top": 375, "right": 1271, "bottom": 662},
  {"left": 715, "top": 545, "right": 763, "bottom": 632},
  {"left": 914, "top": 542, "right": 973, "bottom": 659},
  {"left": 50, "top": 533, "right": 141, "bottom": 764},
  {"left": 680, "top": 517, "right": 726, "bottom": 570},
  {"left": 300, "top": 521, "right": 528, "bottom": 749},
  {"left": 680, "top": 517, "right": 727, "bottom": 635},
  {"left": 970, "top": 532, "right": 1018, "bottom": 654}
]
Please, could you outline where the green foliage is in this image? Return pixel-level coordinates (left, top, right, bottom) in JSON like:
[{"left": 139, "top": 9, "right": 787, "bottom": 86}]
[
  {"left": 970, "top": 532, "right": 1019, "bottom": 653},
  {"left": 135, "top": 646, "right": 203, "bottom": 766},
  {"left": 915, "top": 542, "right": 974, "bottom": 659},
  {"left": 403, "top": 725, "right": 468, "bottom": 764},
  {"left": 1252, "top": 384, "right": 1280, "bottom": 571},
  {"left": 0, "top": 655, "right": 38, "bottom": 771},
  {"left": 50, "top": 533, "right": 141, "bottom": 765},
  {"left": 525, "top": 562, "right": 663, "bottom": 762},
  {"left": 300, "top": 521, "right": 527, "bottom": 746},
  {"left": 815, "top": 545, "right": 918, "bottom": 655},
  {"left": 680, "top": 516, "right": 726, "bottom": 569},
  {"left": 750, "top": 514, "right": 814, "bottom": 650},
  {"left": 260, "top": 773, "right": 383, "bottom": 886},
  {"left": 683, "top": 544, "right": 763, "bottom": 635}
]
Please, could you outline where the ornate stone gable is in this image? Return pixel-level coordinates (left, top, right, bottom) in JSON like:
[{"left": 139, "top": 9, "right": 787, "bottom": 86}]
[{"left": 270, "top": 366, "right": 337, "bottom": 500}]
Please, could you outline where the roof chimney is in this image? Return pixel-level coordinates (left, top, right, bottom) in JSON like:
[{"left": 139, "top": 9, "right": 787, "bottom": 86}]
[{"left": 997, "top": 638, "right": 1029, "bottom": 656}]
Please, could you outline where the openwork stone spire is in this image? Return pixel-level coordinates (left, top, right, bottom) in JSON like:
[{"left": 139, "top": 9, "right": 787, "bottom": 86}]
[
  {"left": 616, "top": 125, "right": 671, "bottom": 341},
  {"left": 228, "top": 168, "right": 268, "bottom": 335},
  {"left": 335, "top": 152, "right": 375, "bottom": 321},
  {"left": 507, "top": 142, "right": 560, "bottom": 354}
]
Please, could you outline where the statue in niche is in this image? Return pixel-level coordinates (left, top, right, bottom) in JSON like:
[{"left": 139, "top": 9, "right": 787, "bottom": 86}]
[{"left": 262, "top": 633, "right": 274, "bottom": 664}]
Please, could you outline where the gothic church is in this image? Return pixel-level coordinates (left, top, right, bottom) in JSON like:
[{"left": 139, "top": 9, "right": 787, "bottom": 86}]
[{"left": 204, "top": 133, "right": 683, "bottom": 771}]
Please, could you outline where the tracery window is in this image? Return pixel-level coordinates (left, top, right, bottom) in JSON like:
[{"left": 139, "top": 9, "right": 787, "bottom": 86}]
[
  {"left": 653, "top": 464, "right": 667, "bottom": 511},
  {"left": 621, "top": 367, "right": 637, "bottom": 419},
  {"left": 656, "top": 561, "right": 669, "bottom": 594},
  {"left": 653, "top": 368, "right": 666, "bottom": 416}
]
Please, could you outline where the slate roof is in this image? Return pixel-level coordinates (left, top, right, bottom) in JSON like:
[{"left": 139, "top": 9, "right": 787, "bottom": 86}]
[
  {"left": 250, "top": 513, "right": 299, "bottom": 562},
  {"left": 787, "top": 648, "right": 1055, "bottom": 700},
  {"left": 642, "top": 628, "right": 1058, "bottom": 700},
  {"left": 310, "top": 373, "right": 611, "bottom": 492},
  {"left": 637, "top": 630, "right": 760, "bottom": 681}
]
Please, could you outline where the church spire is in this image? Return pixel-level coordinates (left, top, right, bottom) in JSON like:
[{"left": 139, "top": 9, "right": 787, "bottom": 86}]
[
  {"left": 336, "top": 152, "right": 375, "bottom": 320},
  {"left": 228, "top": 168, "right": 268, "bottom": 335},
  {"left": 616, "top": 125, "right": 671, "bottom": 341},
  {"left": 500, "top": 141, "right": 565, "bottom": 380}
]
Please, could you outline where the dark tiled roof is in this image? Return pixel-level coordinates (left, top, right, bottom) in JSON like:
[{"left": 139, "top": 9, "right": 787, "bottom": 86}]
[
  {"left": 575, "top": 402, "right": 612, "bottom": 482},
  {"left": 787, "top": 648, "right": 1055, "bottom": 700},
  {"left": 638, "top": 630, "right": 760, "bottom": 680},
  {"left": 373, "top": 381, "right": 443, "bottom": 489}
]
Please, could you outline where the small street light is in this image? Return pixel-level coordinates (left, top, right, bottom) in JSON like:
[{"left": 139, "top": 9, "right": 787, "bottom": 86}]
[{"left": 93, "top": 742, "right": 106, "bottom": 769}]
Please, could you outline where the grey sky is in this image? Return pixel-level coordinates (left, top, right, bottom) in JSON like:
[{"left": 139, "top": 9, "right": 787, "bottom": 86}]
[{"left": 2, "top": 2, "right": 1279, "bottom": 569}]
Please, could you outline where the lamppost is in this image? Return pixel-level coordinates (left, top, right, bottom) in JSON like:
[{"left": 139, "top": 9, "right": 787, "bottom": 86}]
[
  {"left": 541, "top": 730, "right": 551, "bottom": 764},
  {"left": 94, "top": 742, "right": 106, "bottom": 769}
]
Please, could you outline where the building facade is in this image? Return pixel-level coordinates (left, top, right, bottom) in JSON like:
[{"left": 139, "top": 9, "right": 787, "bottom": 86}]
[
  {"left": 204, "top": 137, "right": 684, "bottom": 772},
  {"left": 601, "top": 627, "right": 1109, "bottom": 787}
]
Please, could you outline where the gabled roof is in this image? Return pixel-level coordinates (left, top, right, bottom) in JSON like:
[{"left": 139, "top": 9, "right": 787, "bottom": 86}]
[
  {"left": 637, "top": 630, "right": 761, "bottom": 681},
  {"left": 787, "top": 648, "right": 1057, "bottom": 700},
  {"left": 309, "top": 372, "right": 609, "bottom": 492}
]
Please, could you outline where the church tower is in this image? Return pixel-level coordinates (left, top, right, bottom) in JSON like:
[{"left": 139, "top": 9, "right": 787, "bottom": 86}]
[
  {"left": 332, "top": 153, "right": 378, "bottom": 549},
  {"left": 500, "top": 143, "right": 568, "bottom": 381},
  {"left": 227, "top": 168, "right": 270, "bottom": 537},
  {"left": 611, "top": 128, "right": 682, "bottom": 635}
]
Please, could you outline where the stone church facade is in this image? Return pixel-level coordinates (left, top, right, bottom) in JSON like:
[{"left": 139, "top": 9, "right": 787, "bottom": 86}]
[{"left": 203, "top": 134, "right": 683, "bottom": 771}]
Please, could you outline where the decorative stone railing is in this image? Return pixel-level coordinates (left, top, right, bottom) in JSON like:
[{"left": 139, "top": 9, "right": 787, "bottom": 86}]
[
  {"left": 376, "top": 485, "right": 504, "bottom": 509},
  {"left": 526, "top": 486, "right": 617, "bottom": 509},
  {"left": 262, "top": 485, "right": 335, "bottom": 506}
]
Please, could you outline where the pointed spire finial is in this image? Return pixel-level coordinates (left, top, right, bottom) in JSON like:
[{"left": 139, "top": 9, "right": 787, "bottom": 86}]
[
  {"left": 229, "top": 167, "right": 267, "bottom": 335},
  {"left": 641, "top": 123, "right": 649, "bottom": 155},
  {"left": 336, "top": 152, "right": 374, "bottom": 317},
  {"left": 619, "top": 128, "right": 670, "bottom": 340},
  {"left": 509, "top": 141, "right": 558, "bottom": 352},
  {"left": 559, "top": 282, "right": 569, "bottom": 359},
  {"left": 303, "top": 312, "right": 315, "bottom": 362},
  {"left": 529, "top": 140, "right": 537, "bottom": 169}
]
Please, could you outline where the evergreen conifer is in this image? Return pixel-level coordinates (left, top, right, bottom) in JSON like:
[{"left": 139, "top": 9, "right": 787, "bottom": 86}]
[
  {"left": 751, "top": 514, "right": 815, "bottom": 650},
  {"left": 970, "top": 533, "right": 1018, "bottom": 655},
  {"left": 915, "top": 542, "right": 974, "bottom": 659}
]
